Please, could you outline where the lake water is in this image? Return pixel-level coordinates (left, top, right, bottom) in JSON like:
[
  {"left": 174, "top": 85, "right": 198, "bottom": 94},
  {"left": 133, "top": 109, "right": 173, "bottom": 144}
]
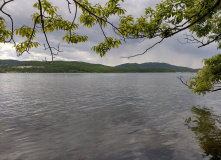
[{"left": 0, "top": 73, "right": 221, "bottom": 160}]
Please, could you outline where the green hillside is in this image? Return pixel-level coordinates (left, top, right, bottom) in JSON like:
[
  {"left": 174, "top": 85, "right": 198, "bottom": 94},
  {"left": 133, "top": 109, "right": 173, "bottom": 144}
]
[
  {"left": 0, "top": 59, "right": 24, "bottom": 66},
  {"left": 0, "top": 60, "right": 119, "bottom": 73},
  {"left": 116, "top": 62, "right": 199, "bottom": 72},
  {"left": 0, "top": 60, "right": 198, "bottom": 73}
]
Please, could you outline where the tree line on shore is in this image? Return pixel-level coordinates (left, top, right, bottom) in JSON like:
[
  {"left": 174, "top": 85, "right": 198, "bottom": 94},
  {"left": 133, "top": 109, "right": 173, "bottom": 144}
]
[{"left": 0, "top": 60, "right": 198, "bottom": 73}]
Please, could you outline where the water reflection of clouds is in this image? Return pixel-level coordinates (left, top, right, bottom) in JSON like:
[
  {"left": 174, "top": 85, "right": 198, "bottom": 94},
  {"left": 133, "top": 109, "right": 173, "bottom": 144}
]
[{"left": 1, "top": 73, "right": 221, "bottom": 159}]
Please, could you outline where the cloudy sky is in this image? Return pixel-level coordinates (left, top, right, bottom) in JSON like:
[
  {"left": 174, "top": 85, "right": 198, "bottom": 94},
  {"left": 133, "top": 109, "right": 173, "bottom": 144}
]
[{"left": 0, "top": 0, "right": 220, "bottom": 68}]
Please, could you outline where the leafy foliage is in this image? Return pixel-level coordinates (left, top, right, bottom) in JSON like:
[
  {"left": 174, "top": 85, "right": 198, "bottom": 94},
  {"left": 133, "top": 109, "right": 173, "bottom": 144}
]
[
  {"left": 118, "top": 0, "right": 221, "bottom": 40},
  {"left": 0, "top": 0, "right": 125, "bottom": 59},
  {"left": 189, "top": 54, "right": 221, "bottom": 95},
  {"left": 0, "top": 16, "right": 10, "bottom": 43},
  {"left": 92, "top": 37, "right": 122, "bottom": 57}
]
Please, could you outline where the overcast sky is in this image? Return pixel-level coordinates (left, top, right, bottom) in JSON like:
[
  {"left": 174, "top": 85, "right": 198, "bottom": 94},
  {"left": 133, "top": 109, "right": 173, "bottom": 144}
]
[{"left": 0, "top": 0, "right": 220, "bottom": 68}]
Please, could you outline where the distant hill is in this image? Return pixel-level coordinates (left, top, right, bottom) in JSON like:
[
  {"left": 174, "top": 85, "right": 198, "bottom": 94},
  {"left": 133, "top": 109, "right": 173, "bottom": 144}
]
[
  {"left": 0, "top": 60, "right": 120, "bottom": 73},
  {"left": 116, "top": 62, "right": 199, "bottom": 72},
  {"left": 0, "top": 60, "right": 199, "bottom": 73},
  {"left": 0, "top": 59, "right": 24, "bottom": 65}
]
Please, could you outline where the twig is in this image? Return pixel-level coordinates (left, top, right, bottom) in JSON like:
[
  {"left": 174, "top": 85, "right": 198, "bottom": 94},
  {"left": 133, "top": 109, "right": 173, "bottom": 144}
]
[
  {"left": 121, "top": 38, "right": 164, "bottom": 59},
  {"left": 172, "top": 0, "right": 221, "bottom": 36},
  {"left": 38, "top": 0, "right": 54, "bottom": 61},
  {"left": 98, "top": 20, "right": 110, "bottom": 50},
  {"left": 72, "top": 0, "right": 125, "bottom": 38},
  {"left": 177, "top": 76, "right": 221, "bottom": 92},
  {"left": 68, "top": 2, "right": 78, "bottom": 44},
  {"left": 66, "top": 0, "right": 71, "bottom": 13},
  {"left": 199, "top": 33, "right": 221, "bottom": 48}
]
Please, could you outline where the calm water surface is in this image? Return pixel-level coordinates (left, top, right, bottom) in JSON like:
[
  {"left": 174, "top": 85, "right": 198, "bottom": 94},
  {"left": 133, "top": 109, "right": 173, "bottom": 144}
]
[{"left": 0, "top": 73, "right": 221, "bottom": 160}]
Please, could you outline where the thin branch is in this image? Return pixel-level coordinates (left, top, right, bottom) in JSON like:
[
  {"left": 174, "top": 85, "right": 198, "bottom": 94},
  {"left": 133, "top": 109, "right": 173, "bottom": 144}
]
[
  {"left": 38, "top": 0, "right": 63, "bottom": 62},
  {"left": 122, "top": 0, "right": 221, "bottom": 58},
  {"left": 98, "top": 20, "right": 110, "bottom": 50},
  {"left": 178, "top": 32, "right": 221, "bottom": 48},
  {"left": 44, "top": 43, "right": 63, "bottom": 55},
  {"left": 199, "top": 33, "right": 221, "bottom": 48},
  {"left": 171, "top": 0, "right": 207, "bottom": 31},
  {"left": 38, "top": 0, "right": 54, "bottom": 60},
  {"left": 21, "top": 15, "right": 41, "bottom": 55},
  {"left": 208, "top": 88, "right": 221, "bottom": 92},
  {"left": 139, "top": 37, "right": 148, "bottom": 43},
  {"left": 66, "top": 0, "right": 72, "bottom": 13},
  {"left": 0, "top": 0, "right": 14, "bottom": 10},
  {"left": 177, "top": 76, "right": 221, "bottom": 92},
  {"left": 177, "top": 33, "right": 204, "bottom": 45},
  {"left": 0, "top": 0, "right": 15, "bottom": 44},
  {"left": 121, "top": 38, "right": 164, "bottom": 59},
  {"left": 177, "top": 76, "right": 191, "bottom": 88},
  {"left": 73, "top": 0, "right": 124, "bottom": 38},
  {"left": 68, "top": 1, "right": 78, "bottom": 44},
  {"left": 172, "top": 0, "right": 221, "bottom": 36}
]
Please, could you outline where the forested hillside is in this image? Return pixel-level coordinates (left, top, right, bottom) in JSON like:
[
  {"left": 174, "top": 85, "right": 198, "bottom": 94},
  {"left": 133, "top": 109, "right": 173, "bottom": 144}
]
[
  {"left": 116, "top": 62, "right": 199, "bottom": 72},
  {"left": 0, "top": 60, "right": 198, "bottom": 73}
]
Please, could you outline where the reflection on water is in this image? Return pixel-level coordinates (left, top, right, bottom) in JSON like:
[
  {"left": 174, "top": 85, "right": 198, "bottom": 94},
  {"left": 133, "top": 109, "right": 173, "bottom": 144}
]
[
  {"left": 185, "top": 106, "right": 221, "bottom": 160},
  {"left": 0, "top": 73, "right": 221, "bottom": 159}
]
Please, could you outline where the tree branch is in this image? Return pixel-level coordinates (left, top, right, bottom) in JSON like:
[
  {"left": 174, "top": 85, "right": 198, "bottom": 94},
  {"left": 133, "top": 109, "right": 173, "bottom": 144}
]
[
  {"left": 20, "top": 16, "right": 41, "bottom": 56},
  {"left": 0, "top": 0, "right": 15, "bottom": 44},
  {"left": 66, "top": 0, "right": 72, "bottom": 13},
  {"left": 67, "top": 1, "right": 78, "bottom": 44},
  {"left": 177, "top": 76, "right": 221, "bottom": 93},
  {"left": 198, "top": 33, "right": 221, "bottom": 48},
  {"left": 121, "top": 38, "right": 164, "bottom": 59},
  {"left": 37, "top": 0, "right": 63, "bottom": 62},
  {"left": 177, "top": 33, "right": 204, "bottom": 45},
  {"left": 172, "top": 0, "right": 221, "bottom": 36},
  {"left": 38, "top": 0, "right": 55, "bottom": 61},
  {"left": 72, "top": 0, "right": 124, "bottom": 38},
  {"left": 98, "top": 20, "right": 110, "bottom": 50},
  {"left": 123, "top": 0, "right": 221, "bottom": 58}
]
